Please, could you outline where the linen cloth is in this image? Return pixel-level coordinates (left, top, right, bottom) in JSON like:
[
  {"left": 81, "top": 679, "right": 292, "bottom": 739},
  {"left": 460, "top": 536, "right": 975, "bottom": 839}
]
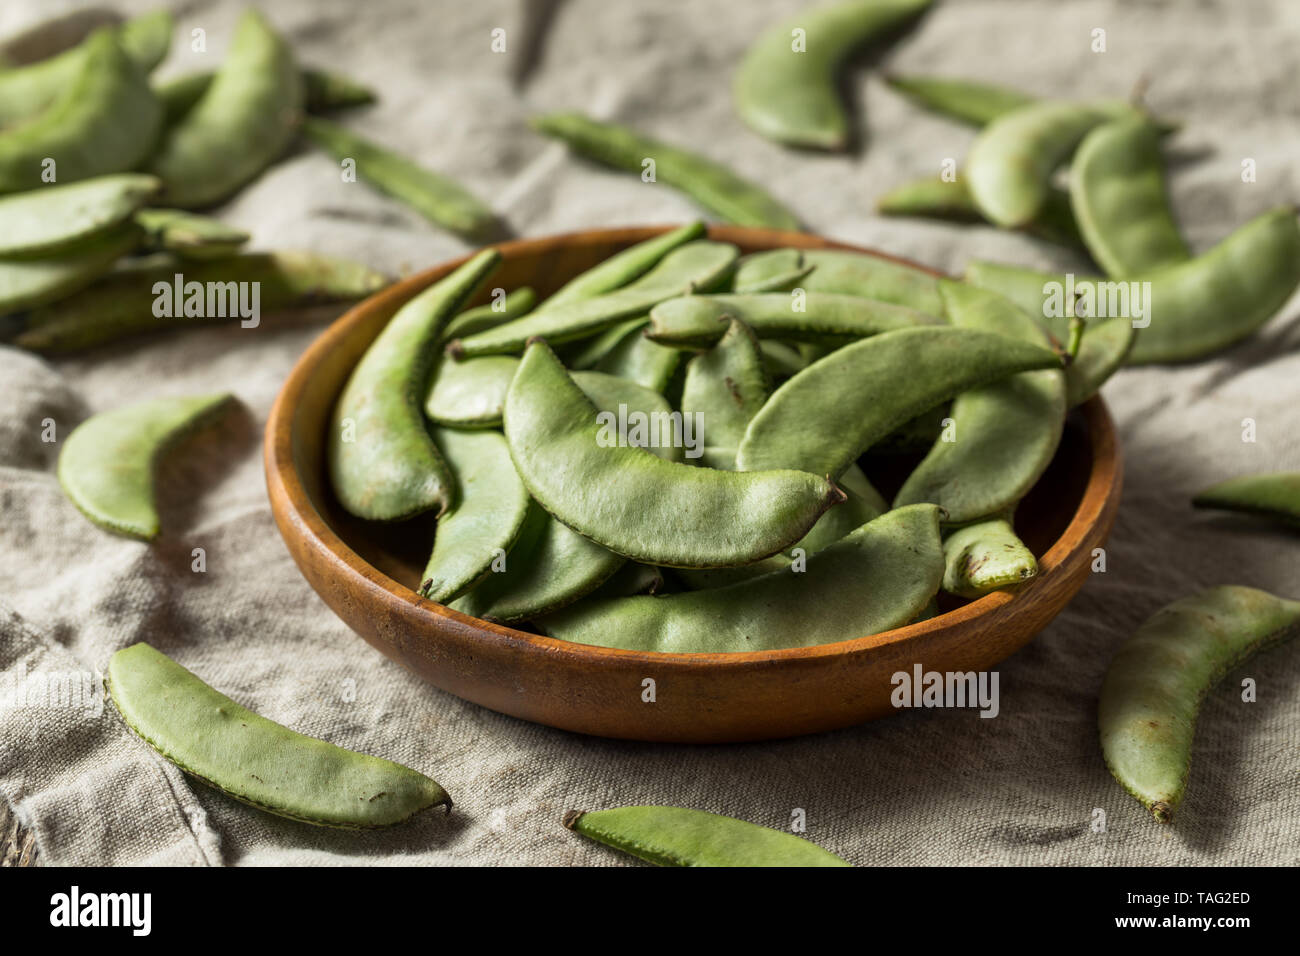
[{"left": 2, "top": 0, "right": 1297, "bottom": 866}]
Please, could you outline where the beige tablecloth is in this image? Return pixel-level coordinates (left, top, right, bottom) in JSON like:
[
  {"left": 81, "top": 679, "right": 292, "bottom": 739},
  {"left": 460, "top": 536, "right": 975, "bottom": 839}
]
[{"left": 2, "top": 0, "right": 1298, "bottom": 866}]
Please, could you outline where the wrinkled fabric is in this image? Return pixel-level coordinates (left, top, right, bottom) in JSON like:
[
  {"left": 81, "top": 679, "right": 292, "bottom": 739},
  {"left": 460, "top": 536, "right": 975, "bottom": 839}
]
[{"left": 1, "top": 0, "right": 1297, "bottom": 866}]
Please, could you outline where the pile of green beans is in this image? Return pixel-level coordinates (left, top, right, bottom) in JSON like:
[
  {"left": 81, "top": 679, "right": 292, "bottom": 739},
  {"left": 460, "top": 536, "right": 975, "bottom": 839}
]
[{"left": 328, "top": 226, "right": 1077, "bottom": 652}]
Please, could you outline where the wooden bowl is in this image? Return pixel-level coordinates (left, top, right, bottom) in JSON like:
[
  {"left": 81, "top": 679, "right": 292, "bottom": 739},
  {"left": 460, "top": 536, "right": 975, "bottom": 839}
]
[{"left": 265, "top": 226, "right": 1123, "bottom": 743}]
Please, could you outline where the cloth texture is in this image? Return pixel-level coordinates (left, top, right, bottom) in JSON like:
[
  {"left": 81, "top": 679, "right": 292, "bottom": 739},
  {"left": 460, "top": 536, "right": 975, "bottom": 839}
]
[{"left": 1, "top": 0, "right": 1298, "bottom": 866}]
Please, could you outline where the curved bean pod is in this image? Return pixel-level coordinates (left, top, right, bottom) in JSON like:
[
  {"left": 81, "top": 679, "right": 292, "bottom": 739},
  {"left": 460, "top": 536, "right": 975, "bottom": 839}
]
[
  {"left": 876, "top": 175, "right": 1083, "bottom": 248},
  {"left": 532, "top": 112, "right": 800, "bottom": 229},
  {"left": 545, "top": 221, "right": 705, "bottom": 306},
  {"left": 440, "top": 287, "right": 537, "bottom": 343},
  {"left": 730, "top": 248, "right": 816, "bottom": 293},
  {"left": 419, "top": 427, "right": 531, "bottom": 603},
  {"left": 563, "top": 805, "right": 850, "bottom": 867},
  {"left": 966, "top": 99, "right": 1135, "bottom": 228},
  {"left": 504, "top": 341, "right": 843, "bottom": 568},
  {"left": 148, "top": 9, "right": 302, "bottom": 208},
  {"left": 736, "top": 326, "right": 1061, "bottom": 480},
  {"left": 12, "top": 251, "right": 389, "bottom": 353},
  {"left": 1064, "top": 317, "right": 1135, "bottom": 407},
  {"left": 1192, "top": 472, "right": 1300, "bottom": 527},
  {"left": 424, "top": 356, "right": 519, "bottom": 428},
  {"left": 758, "top": 339, "right": 807, "bottom": 380},
  {"left": 159, "top": 67, "right": 375, "bottom": 126},
  {"left": 0, "top": 29, "right": 161, "bottom": 193},
  {"left": 451, "top": 240, "right": 738, "bottom": 357},
  {"left": 733, "top": 0, "right": 932, "bottom": 150},
  {"left": 680, "top": 318, "right": 770, "bottom": 467},
  {"left": 883, "top": 73, "right": 1036, "bottom": 126},
  {"left": 592, "top": 326, "right": 682, "bottom": 392},
  {"left": 0, "top": 222, "right": 142, "bottom": 313},
  {"left": 303, "top": 117, "right": 498, "bottom": 240},
  {"left": 0, "top": 173, "right": 159, "bottom": 256},
  {"left": 965, "top": 208, "right": 1300, "bottom": 364},
  {"left": 894, "top": 281, "right": 1065, "bottom": 523},
  {"left": 329, "top": 249, "right": 498, "bottom": 521},
  {"left": 1099, "top": 586, "right": 1300, "bottom": 823},
  {"left": 941, "top": 517, "right": 1037, "bottom": 597},
  {"left": 1070, "top": 116, "right": 1189, "bottom": 277},
  {"left": 134, "top": 208, "right": 250, "bottom": 260},
  {"left": 108, "top": 643, "right": 450, "bottom": 828},
  {"left": 57, "top": 392, "right": 235, "bottom": 540},
  {"left": 647, "top": 292, "right": 940, "bottom": 348},
  {"left": 794, "top": 249, "right": 945, "bottom": 315},
  {"left": 540, "top": 504, "right": 944, "bottom": 652}
]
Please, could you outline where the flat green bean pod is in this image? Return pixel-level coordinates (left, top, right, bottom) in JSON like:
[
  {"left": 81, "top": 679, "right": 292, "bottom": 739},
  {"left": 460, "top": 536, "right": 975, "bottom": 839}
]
[
  {"left": 0, "top": 10, "right": 171, "bottom": 127},
  {"left": 733, "top": 0, "right": 932, "bottom": 151},
  {"left": 452, "top": 240, "right": 738, "bottom": 357},
  {"left": 12, "top": 251, "right": 389, "bottom": 353},
  {"left": 1099, "top": 586, "right": 1300, "bottom": 823},
  {"left": 504, "top": 341, "right": 843, "bottom": 569},
  {"left": 419, "top": 427, "right": 530, "bottom": 603},
  {"left": 1192, "top": 472, "right": 1300, "bottom": 527},
  {"left": 680, "top": 318, "right": 770, "bottom": 468},
  {"left": 440, "top": 287, "right": 537, "bottom": 342},
  {"left": 876, "top": 175, "right": 1083, "bottom": 248},
  {"left": 107, "top": 643, "right": 451, "bottom": 828},
  {"left": 758, "top": 339, "right": 806, "bottom": 379},
  {"left": 0, "top": 29, "right": 161, "bottom": 193},
  {"left": 159, "top": 67, "right": 375, "bottom": 126},
  {"left": 730, "top": 248, "right": 816, "bottom": 293},
  {"left": 450, "top": 502, "right": 624, "bottom": 624},
  {"left": 590, "top": 562, "right": 665, "bottom": 598},
  {"left": 564, "top": 806, "right": 850, "bottom": 867},
  {"left": 883, "top": 73, "right": 1036, "bottom": 126},
  {"left": 794, "top": 249, "right": 946, "bottom": 315},
  {"left": 941, "top": 516, "right": 1037, "bottom": 597},
  {"left": 0, "top": 222, "right": 142, "bottom": 313},
  {"left": 148, "top": 9, "right": 302, "bottom": 208},
  {"left": 545, "top": 221, "right": 705, "bottom": 306},
  {"left": 0, "top": 173, "right": 159, "bottom": 256},
  {"left": 540, "top": 504, "right": 943, "bottom": 652},
  {"left": 592, "top": 326, "right": 683, "bottom": 392},
  {"left": 965, "top": 208, "right": 1300, "bottom": 364},
  {"left": 565, "top": 317, "right": 649, "bottom": 370},
  {"left": 329, "top": 249, "right": 498, "bottom": 521},
  {"left": 134, "top": 208, "right": 250, "bottom": 260},
  {"left": 736, "top": 326, "right": 1061, "bottom": 480},
  {"left": 532, "top": 112, "right": 800, "bottom": 230},
  {"left": 966, "top": 99, "right": 1135, "bottom": 228},
  {"left": 57, "top": 392, "right": 235, "bottom": 540},
  {"left": 1064, "top": 317, "right": 1135, "bottom": 407},
  {"left": 424, "top": 356, "right": 520, "bottom": 428},
  {"left": 647, "top": 292, "right": 940, "bottom": 348},
  {"left": 894, "top": 281, "right": 1065, "bottom": 523},
  {"left": 1070, "top": 116, "right": 1189, "bottom": 277},
  {"left": 303, "top": 116, "right": 497, "bottom": 240}
]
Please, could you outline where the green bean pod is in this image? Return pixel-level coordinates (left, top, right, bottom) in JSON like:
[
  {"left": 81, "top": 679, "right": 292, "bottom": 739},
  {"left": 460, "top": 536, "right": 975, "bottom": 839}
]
[
  {"left": 736, "top": 326, "right": 1061, "bottom": 480},
  {"left": 329, "top": 249, "right": 498, "bottom": 521},
  {"left": 883, "top": 73, "right": 1037, "bottom": 126},
  {"left": 532, "top": 112, "right": 801, "bottom": 230},
  {"left": 679, "top": 318, "right": 771, "bottom": 466},
  {"left": 941, "top": 517, "right": 1037, "bottom": 597},
  {"left": 1069, "top": 116, "right": 1190, "bottom": 277},
  {"left": 440, "top": 287, "right": 537, "bottom": 343},
  {"left": 544, "top": 221, "right": 706, "bottom": 306},
  {"left": 1192, "top": 472, "right": 1300, "bottom": 527},
  {"left": 108, "top": 643, "right": 451, "bottom": 828},
  {"left": 134, "top": 208, "right": 251, "bottom": 260},
  {"left": 592, "top": 328, "right": 682, "bottom": 393},
  {"left": 158, "top": 67, "right": 375, "bottom": 126},
  {"left": 58, "top": 393, "right": 236, "bottom": 540},
  {"left": 0, "top": 173, "right": 160, "bottom": 256},
  {"left": 148, "top": 9, "right": 302, "bottom": 208},
  {"left": 1099, "top": 586, "right": 1300, "bottom": 823},
  {"left": 540, "top": 504, "right": 944, "bottom": 653},
  {"left": 564, "top": 806, "right": 850, "bottom": 867},
  {"left": 730, "top": 248, "right": 816, "bottom": 293},
  {"left": 424, "top": 356, "right": 520, "bottom": 428},
  {"left": 876, "top": 175, "right": 1083, "bottom": 248},
  {"left": 0, "top": 222, "right": 143, "bottom": 313},
  {"left": 793, "top": 249, "right": 946, "bottom": 315},
  {"left": 733, "top": 0, "right": 932, "bottom": 150}
]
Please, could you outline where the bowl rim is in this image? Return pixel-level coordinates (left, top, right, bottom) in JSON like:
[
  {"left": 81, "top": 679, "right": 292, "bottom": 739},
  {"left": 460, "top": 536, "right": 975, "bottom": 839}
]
[{"left": 265, "top": 224, "right": 1121, "bottom": 670}]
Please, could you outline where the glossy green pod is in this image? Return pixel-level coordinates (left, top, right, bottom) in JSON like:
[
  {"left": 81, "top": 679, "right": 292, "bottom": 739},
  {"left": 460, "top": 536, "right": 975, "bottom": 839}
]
[
  {"left": 424, "top": 356, "right": 520, "bottom": 428},
  {"left": 545, "top": 221, "right": 706, "bottom": 307},
  {"left": 941, "top": 517, "right": 1037, "bottom": 597},
  {"left": 1064, "top": 316, "right": 1135, "bottom": 406},
  {"left": 148, "top": 9, "right": 302, "bottom": 208},
  {"left": 1069, "top": 116, "right": 1190, "bottom": 277},
  {"left": 440, "top": 287, "right": 537, "bottom": 342},
  {"left": 733, "top": 0, "right": 932, "bottom": 150},
  {"left": 0, "top": 173, "right": 159, "bottom": 256},
  {"left": 736, "top": 326, "right": 1061, "bottom": 480},
  {"left": 532, "top": 112, "right": 800, "bottom": 230},
  {"left": 504, "top": 341, "right": 843, "bottom": 569},
  {"left": 591, "top": 326, "right": 682, "bottom": 392},
  {"left": 894, "top": 281, "right": 1065, "bottom": 524},
  {"left": 965, "top": 99, "right": 1135, "bottom": 228},
  {"left": 1099, "top": 586, "right": 1300, "bottom": 823},
  {"left": 540, "top": 504, "right": 943, "bottom": 652},
  {"left": 0, "top": 222, "right": 142, "bottom": 313},
  {"left": 564, "top": 806, "right": 850, "bottom": 867},
  {"left": 679, "top": 318, "right": 770, "bottom": 467},
  {"left": 303, "top": 116, "right": 497, "bottom": 239},
  {"left": 328, "top": 249, "right": 498, "bottom": 521},
  {"left": 883, "top": 73, "right": 1036, "bottom": 126},
  {"left": 1192, "top": 472, "right": 1300, "bottom": 527},
  {"left": 419, "top": 427, "right": 531, "bottom": 603},
  {"left": 12, "top": 251, "right": 389, "bottom": 353},
  {"left": 57, "top": 393, "right": 235, "bottom": 540},
  {"left": 0, "top": 29, "right": 162, "bottom": 193},
  {"left": 107, "top": 643, "right": 451, "bottom": 828},
  {"left": 730, "top": 248, "right": 816, "bottom": 292},
  {"left": 134, "top": 208, "right": 250, "bottom": 259},
  {"left": 794, "top": 248, "right": 946, "bottom": 315}
]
